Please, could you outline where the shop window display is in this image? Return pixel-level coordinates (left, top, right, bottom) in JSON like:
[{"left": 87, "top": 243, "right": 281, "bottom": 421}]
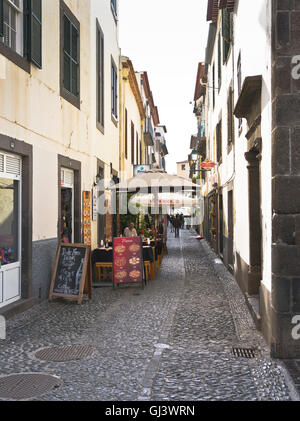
[{"left": 0, "top": 178, "right": 19, "bottom": 266}]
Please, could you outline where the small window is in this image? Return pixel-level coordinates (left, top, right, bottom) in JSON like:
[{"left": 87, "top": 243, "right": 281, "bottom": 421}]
[
  {"left": 218, "top": 32, "right": 222, "bottom": 89},
  {"left": 222, "top": 9, "right": 232, "bottom": 63},
  {"left": 131, "top": 121, "right": 135, "bottom": 165},
  {"left": 111, "top": 58, "right": 118, "bottom": 120},
  {"left": 227, "top": 85, "right": 234, "bottom": 148},
  {"left": 136, "top": 132, "right": 139, "bottom": 165},
  {"left": 237, "top": 53, "right": 242, "bottom": 130},
  {"left": 216, "top": 120, "right": 222, "bottom": 163},
  {"left": 111, "top": 0, "right": 117, "bottom": 20},
  {"left": 3, "top": 0, "right": 23, "bottom": 55},
  {"left": 125, "top": 108, "right": 128, "bottom": 159},
  {"left": 60, "top": 1, "right": 80, "bottom": 108},
  {"left": 182, "top": 164, "right": 186, "bottom": 171},
  {"left": 96, "top": 20, "right": 104, "bottom": 130},
  {"left": 212, "top": 63, "right": 215, "bottom": 109},
  {"left": 63, "top": 15, "right": 79, "bottom": 96}
]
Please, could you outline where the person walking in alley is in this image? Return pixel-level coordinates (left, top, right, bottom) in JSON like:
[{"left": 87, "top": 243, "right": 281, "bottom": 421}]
[
  {"left": 174, "top": 215, "right": 181, "bottom": 238},
  {"left": 170, "top": 216, "right": 175, "bottom": 233}
]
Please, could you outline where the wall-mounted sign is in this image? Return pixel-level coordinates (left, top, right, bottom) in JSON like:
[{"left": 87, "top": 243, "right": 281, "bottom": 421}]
[
  {"left": 83, "top": 191, "right": 91, "bottom": 245},
  {"left": 92, "top": 187, "right": 98, "bottom": 221},
  {"left": 201, "top": 159, "right": 216, "bottom": 170},
  {"left": 133, "top": 165, "right": 151, "bottom": 177}
]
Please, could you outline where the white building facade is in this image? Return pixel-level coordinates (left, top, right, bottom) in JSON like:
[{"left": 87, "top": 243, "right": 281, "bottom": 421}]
[
  {"left": 202, "top": 0, "right": 300, "bottom": 358},
  {"left": 0, "top": 0, "right": 120, "bottom": 314}
]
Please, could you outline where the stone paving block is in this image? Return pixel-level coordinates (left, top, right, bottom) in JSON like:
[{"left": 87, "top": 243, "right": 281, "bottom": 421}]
[{"left": 0, "top": 229, "right": 296, "bottom": 401}]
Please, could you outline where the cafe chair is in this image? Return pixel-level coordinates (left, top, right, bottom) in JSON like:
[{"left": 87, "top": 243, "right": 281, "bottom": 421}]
[
  {"left": 95, "top": 262, "right": 113, "bottom": 283},
  {"left": 144, "top": 261, "right": 151, "bottom": 282}
]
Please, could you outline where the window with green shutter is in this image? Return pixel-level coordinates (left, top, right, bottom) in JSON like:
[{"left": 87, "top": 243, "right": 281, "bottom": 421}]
[
  {"left": 222, "top": 8, "right": 232, "bottom": 63},
  {"left": 60, "top": 1, "right": 80, "bottom": 108},
  {"left": 96, "top": 19, "right": 104, "bottom": 131},
  {"left": 63, "top": 14, "right": 79, "bottom": 97},
  {"left": 111, "top": 0, "right": 117, "bottom": 20},
  {"left": 0, "top": 0, "right": 3, "bottom": 37},
  {"left": 28, "top": 0, "right": 42, "bottom": 68},
  {"left": 111, "top": 58, "right": 118, "bottom": 120},
  {"left": 0, "top": 0, "right": 42, "bottom": 68}
]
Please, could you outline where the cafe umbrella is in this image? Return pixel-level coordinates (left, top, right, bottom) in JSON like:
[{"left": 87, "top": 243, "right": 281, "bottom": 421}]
[
  {"left": 110, "top": 168, "right": 201, "bottom": 193},
  {"left": 110, "top": 169, "right": 202, "bottom": 225}
]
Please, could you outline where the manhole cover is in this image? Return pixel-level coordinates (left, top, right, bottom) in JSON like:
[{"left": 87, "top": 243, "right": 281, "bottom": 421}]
[
  {"left": 0, "top": 373, "right": 62, "bottom": 400},
  {"left": 35, "top": 345, "right": 98, "bottom": 362},
  {"left": 232, "top": 347, "right": 259, "bottom": 359}
]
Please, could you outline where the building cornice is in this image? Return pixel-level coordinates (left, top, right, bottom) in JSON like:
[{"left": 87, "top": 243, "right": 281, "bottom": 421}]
[{"left": 122, "top": 58, "right": 146, "bottom": 120}]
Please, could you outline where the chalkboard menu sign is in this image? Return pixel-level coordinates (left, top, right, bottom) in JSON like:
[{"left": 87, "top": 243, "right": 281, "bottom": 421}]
[
  {"left": 113, "top": 237, "right": 144, "bottom": 287},
  {"left": 49, "top": 244, "right": 92, "bottom": 304}
]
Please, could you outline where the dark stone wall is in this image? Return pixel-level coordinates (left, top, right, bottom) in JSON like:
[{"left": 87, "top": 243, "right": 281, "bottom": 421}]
[
  {"left": 271, "top": 0, "right": 300, "bottom": 357},
  {"left": 234, "top": 252, "right": 249, "bottom": 295},
  {"left": 32, "top": 239, "right": 58, "bottom": 302}
]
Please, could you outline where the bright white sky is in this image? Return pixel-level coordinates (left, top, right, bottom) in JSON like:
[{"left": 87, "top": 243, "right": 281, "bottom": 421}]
[{"left": 119, "top": 0, "right": 209, "bottom": 174}]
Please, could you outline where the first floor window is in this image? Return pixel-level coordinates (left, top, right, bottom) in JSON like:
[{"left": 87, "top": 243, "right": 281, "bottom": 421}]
[
  {"left": 63, "top": 13, "right": 79, "bottom": 97},
  {"left": 3, "top": 0, "right": 23, "bottom": 55},
  {"left": 227, "top": 86, "right": 234, "bottom": 147},
  {"left": 111, "top": 0, "right": 117, "bottom": 19},
  {"left": 96, "top": 20, "right": 104, "bottom": 129},
  {"left": 0, "top": 0, "right": 42, "bottom": 68},
  {"left": 111, "top": 59, "right": 118, "bottom": 119}
]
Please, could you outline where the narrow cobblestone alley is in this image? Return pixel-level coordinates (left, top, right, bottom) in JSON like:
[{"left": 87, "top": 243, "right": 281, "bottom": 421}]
[{"left": 0, "top": 230, "right": 296, "bottom": 401}]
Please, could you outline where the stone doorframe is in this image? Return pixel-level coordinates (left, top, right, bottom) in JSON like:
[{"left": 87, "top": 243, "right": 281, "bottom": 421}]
[{"left": 234, "top": 75, "right": 263, "bottom": 295}]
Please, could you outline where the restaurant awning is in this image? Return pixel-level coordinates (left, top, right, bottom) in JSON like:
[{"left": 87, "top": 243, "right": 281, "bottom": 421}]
[{"left": 110, "top": 169, "right": 201, "bottom": 192}]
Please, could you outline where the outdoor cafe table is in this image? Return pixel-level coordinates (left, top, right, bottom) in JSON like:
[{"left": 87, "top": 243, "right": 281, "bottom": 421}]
[{"left": 92, "top": 248, "right": 113, "bottom": 264}]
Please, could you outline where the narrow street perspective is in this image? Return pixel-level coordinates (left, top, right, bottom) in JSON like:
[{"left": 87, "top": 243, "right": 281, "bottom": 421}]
[
  {"left": 2, "top": 0, "right": 300, "bottom": 406},
  {"left": 0, "top": 229, "right": 295, "bottom": 401}
]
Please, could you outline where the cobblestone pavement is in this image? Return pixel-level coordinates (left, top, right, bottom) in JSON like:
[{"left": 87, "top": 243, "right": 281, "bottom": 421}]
[{"left": 0, "top": 229, "right": 296, "bottom": 401}]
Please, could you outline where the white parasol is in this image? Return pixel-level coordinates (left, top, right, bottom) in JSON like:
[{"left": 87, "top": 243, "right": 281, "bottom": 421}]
[{"left": 111, "top": 169, "right": 200, "bottom": 192}]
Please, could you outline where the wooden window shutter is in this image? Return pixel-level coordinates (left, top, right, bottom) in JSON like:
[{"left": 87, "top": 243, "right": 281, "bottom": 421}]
[
  {"left": 0, "top": 0, "right": 3, "bottom": 38},
  {"left": 125, "top": 109, "right": 128, "bottom": 159},
  {"left": 28, "top": 0, "right": 42, "bottom": 68},
  {"left": 222, "top": 9, "right": 230, "bottom": 43},
  {"left": 131, "top": 121, "right": 135, "bottom": 165},
  {"left": 227, "top": 86, "right": 234, "bottom": 145}
]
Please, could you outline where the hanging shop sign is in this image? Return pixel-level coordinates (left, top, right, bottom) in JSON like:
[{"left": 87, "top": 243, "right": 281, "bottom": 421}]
[
  {"left": 201, "top": 159, "right": 216, "bottom": 170},
  {"left": 83, "top": 191, "right": 92, "bottom": 245},
  {"left": 49, "top": 244, "right": 92, "bottom": 304},
  {"left": 133, "top": 165, "right": 151, "bottom": 177},
  {"left": 92, "top": 187, "right": 98, "bottom": 221},
  {"left": 113, "top": 237, "right": 144, "bottom": 288}
]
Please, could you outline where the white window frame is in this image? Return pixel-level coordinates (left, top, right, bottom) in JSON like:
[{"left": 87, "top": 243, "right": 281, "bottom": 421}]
[
  {"left": 61, "top": 168, "right": 75, "bottom": 243},
  {"left": 3, "top": 0, "right": 24, "bottom": 56},
  {"left": 0, "top": 151, "right": 22, "bottom": 271}
]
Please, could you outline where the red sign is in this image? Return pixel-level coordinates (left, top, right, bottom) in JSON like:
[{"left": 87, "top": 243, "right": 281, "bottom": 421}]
[
  {"left": 201, "top": 159, "right": 216, "bottom": 169},
  {"left": 113, "top": 237, "right": 144, "bottom": 286}
]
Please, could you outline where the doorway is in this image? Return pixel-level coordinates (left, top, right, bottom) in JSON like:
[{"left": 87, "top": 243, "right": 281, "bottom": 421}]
[
  {"left": 228, "top": 190, "right": 234, "bottom": 270},
  {"left": 60, "top": 168, "right": 74, "bottom": 244},
  {"left": 0, "top": 152, "right": 22, "bottom": 308},
  {"left": 219, "top": 192, "right": 223, "bottom": 258},
  {"left": 245, "top": 149, "right": 262, "bottom": 294}
]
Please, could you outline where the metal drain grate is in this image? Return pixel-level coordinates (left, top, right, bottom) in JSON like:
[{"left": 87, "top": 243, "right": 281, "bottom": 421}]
[
  {"left": 0, "top": 373, "right": 62, "bottom": 400},
  {"left": 232, "top": 347, "right": 258, "bottom": 359},
  {"left": 35, "top": 345, "right": 98, "bottom": 362}
]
